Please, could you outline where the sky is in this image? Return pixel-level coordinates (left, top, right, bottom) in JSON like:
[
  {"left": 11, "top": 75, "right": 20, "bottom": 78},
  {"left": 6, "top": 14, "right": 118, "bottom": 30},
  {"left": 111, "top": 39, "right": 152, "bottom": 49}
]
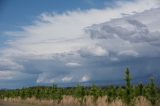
[{"left": 0, "top": 0, "right": 160, "bottom": 88}]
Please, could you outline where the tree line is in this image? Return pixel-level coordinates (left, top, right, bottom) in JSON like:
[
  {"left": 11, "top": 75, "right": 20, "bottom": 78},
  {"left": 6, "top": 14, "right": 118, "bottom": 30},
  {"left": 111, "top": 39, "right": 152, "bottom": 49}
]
[{"left": 0, "top": 68, "right": 160, "bottom": 105}]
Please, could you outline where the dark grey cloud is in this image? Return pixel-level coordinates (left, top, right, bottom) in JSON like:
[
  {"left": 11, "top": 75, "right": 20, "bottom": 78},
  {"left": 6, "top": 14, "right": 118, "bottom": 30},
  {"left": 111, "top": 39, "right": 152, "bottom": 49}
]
[{"left": 86, "top": 19, "right": 160, "bottom": 43}]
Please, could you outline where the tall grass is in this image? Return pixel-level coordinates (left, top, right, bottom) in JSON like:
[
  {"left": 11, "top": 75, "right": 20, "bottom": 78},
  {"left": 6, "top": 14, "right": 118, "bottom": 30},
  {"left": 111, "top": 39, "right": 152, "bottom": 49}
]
[{"left": 0, "top": 96, "right": 156, "bottom": 106}]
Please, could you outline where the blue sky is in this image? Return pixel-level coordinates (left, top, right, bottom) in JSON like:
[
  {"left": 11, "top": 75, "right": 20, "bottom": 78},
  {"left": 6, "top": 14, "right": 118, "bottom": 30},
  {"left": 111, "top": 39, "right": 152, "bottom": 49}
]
[
  {"left": 0, "top": 0, "right": 120, "bottom": 31},
  {"left": 0, "top": 0, "right": 160, "bottom": 88}
]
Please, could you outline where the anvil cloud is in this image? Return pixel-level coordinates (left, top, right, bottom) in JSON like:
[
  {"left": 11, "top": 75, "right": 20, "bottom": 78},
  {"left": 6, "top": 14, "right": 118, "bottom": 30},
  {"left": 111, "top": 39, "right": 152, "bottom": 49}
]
[{"left": 0, "top": 0, "right": 160, "bottom": 88}]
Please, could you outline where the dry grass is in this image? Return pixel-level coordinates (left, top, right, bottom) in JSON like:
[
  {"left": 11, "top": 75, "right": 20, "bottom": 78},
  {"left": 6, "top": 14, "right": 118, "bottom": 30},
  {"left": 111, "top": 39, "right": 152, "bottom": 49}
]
[{"left": 0, "top": 96, "right": 156, "bottom": 106}]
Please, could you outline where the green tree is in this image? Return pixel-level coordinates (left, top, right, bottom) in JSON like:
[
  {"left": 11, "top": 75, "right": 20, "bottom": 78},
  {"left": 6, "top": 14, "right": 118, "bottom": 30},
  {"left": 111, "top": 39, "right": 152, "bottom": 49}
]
[{"left": 123, "top": 68, "right": 133, "bottom": 105}]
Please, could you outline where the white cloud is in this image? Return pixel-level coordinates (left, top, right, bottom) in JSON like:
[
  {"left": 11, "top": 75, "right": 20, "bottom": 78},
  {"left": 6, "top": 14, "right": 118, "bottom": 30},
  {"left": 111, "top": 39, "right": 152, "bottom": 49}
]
[
  {"left": 0, "top": 71, "right": 16, "bottom": 80},
  {"left": 118, "top": 50, "right": 138, "bottom": 57},
  {"left": 0, "top": 70, "right": 30, "bottom": 81},
  {"left": 80, "top": 74, "right": 90, "bottom": 82},
  {"left": 4, "top": 0, "right": 159, "bottom": 56},
  {"left": 36, "top": 73, "right": 55, "bottom": 83},
  {"left": 80, "top": 45, "right": 108, "bottom": 56},
  {"left": 65, "top": 62, "right": 81, "bottom": 67},
  {"left": 62, "top": 76, "right": 73, "bottom": 82},
  {"left": 0, "top": 59, "right": 24, "bottom": 71}
]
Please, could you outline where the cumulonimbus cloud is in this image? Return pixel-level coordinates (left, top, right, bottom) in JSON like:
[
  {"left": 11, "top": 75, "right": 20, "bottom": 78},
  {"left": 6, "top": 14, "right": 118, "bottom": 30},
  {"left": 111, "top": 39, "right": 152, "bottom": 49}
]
[{"left": 0, "top": 0, "right": 160, "bottom": 88}]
